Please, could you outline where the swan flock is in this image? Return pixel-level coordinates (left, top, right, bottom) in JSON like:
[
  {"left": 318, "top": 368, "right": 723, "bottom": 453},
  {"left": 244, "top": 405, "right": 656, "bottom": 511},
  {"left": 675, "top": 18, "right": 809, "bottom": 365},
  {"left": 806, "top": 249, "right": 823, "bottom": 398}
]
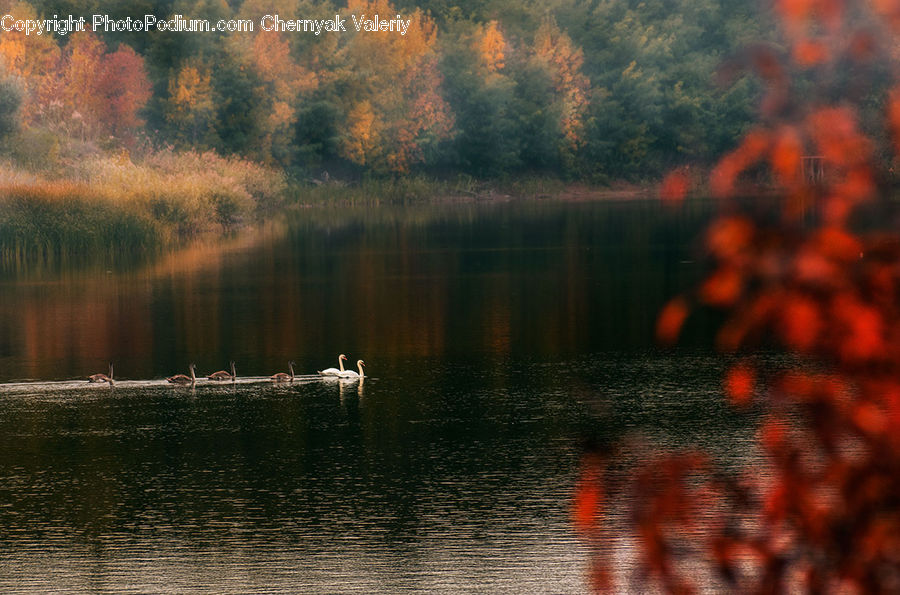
[{"left": 85, "top": 355, "right": 367, "bottom": 386}]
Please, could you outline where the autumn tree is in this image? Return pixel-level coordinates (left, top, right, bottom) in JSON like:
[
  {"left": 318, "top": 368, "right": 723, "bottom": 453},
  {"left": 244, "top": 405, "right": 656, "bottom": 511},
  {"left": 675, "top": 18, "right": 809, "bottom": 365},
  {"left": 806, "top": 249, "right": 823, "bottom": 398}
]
[
  {"left": 440, "top": 16, "right": 591, "bottom": 177},
  {"left": 51, "top": 31, "right": 106, "bottom": 139},
  {"left": 29, "top": 30, "right": 151, "bottom": 142},
  {"left": 0, "top": 0, "right": 777, "bottom": 179},
  {"left": 165, "top": 59, "right": 217, "bottom": 147},
  {"left": 246, "top": 31, "right": 317, "bottom": 165},
  {"left": 530, "top": 20, "right": 589, "bottom": 161},
  {"left": 321, "top": 0, "right": 453, "bottom": 173},
  {"left": 94, "top": 44, "right": 152, "bottom": 139},
  {"left": 475, "top": 20, "right": 506, "bottom": 74},
  {"left": 342, "top": 100, "right": 378, "bottom": 166},
  {"left": 441, "top": 19, "right": 522, "bottom": 175},
  {"left": 0, "top": 0, "right": 60, "bottom": 124},
  {"left": 576, "top": 0, "right": 900, "bottom": 592}
]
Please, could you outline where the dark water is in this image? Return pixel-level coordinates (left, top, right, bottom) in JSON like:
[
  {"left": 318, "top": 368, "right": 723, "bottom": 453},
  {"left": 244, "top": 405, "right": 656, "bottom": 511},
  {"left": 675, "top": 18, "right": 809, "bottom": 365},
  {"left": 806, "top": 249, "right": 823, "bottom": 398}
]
[{"left": 0, "top": 199, "right": 755, "bottom": 593}]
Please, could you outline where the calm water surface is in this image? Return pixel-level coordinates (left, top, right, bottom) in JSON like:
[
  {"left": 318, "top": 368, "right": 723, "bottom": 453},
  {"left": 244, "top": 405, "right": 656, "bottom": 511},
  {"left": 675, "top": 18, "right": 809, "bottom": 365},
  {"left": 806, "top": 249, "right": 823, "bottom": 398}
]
[{"left": 0, "top": 199, "right": 757, "bottom": 593}]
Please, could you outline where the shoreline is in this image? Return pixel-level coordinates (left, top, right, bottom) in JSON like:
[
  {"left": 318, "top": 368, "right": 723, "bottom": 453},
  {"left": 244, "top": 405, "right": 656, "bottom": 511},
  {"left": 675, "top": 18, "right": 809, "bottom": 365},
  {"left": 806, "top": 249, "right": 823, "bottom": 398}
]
[
  {"left": 290, "top": 177, "right": 659, "bottom": 207},
  {"left": 1, "top": 169, "right": 664, "bottom": 274}
]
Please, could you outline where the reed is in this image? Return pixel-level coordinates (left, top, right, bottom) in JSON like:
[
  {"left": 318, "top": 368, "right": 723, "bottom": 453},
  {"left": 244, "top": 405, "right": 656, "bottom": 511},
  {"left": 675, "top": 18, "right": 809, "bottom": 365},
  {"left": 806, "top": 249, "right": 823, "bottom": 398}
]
[
  {"left": 0, "top": 149, "right": 286, "bottom": 266},
  {"left": 0, "top": 181, "right": 162, "bottom": 264}
]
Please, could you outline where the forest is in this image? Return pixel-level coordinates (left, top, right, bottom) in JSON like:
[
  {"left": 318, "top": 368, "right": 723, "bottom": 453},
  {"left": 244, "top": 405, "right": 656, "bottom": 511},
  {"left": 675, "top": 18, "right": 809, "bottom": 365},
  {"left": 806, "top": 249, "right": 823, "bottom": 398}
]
[{"left": 0, "top": 0, "right": 771, "bottom": 183}]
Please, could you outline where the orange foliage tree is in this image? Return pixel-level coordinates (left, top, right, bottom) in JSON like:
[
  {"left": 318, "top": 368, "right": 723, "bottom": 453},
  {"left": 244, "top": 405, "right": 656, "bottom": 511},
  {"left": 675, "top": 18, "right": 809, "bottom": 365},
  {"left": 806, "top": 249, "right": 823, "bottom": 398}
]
[
  {"left": 94, "top": 44, "right": 152, "bottom": 139},
  {"left": 335, "top": 0, "right": 453, "bottom": 173},
  {"left": 530, "top": 20, "right": 590, "bottom": 152},
  {"left": 0, "top": 1, "right": 59, "bottom": 124},
  {"left": 1, "top": 3, "right": 148, "bottom": 142},
  {"left": 475, "top": 20, "right": 506, "bottom": 75},
  {"left": 248, "top": 31, "right": 317, "bottom": 165},
  {"left": 166, "top": 59, "right": 216, "bottom": 147},
  {"left": 577, "top": 0, "right": 900, "bottom": 592},
  {"left": 41, "top": 31, "right": 106, "bottom": 140},
  {"left": 23, "top": 30, "right": 151, "bottom": 142},
  {"left": 0, "top": 2, "right": 60, "bottom": 124}
]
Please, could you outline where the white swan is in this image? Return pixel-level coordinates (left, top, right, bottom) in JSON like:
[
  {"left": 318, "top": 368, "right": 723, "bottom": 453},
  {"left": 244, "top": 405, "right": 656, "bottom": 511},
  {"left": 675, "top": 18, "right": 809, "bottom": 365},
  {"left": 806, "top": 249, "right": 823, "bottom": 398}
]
[
  {"left": 271, "top": 361, "right": 295, "bottom": 382},
  {"left": 339, "top": 360, "right": 365, "bottom": 379},
  {"left": 88, "top": 362, "right": 114, "bottom": 385},
  {"left": 208, "top": 361, "right": 236, "bottom": 382},
  {"left": 167, "top": 363, "right": 196, "bottom": 386},
  {"left": 319, "top": 354, "right": 348, "bottom": 376}
]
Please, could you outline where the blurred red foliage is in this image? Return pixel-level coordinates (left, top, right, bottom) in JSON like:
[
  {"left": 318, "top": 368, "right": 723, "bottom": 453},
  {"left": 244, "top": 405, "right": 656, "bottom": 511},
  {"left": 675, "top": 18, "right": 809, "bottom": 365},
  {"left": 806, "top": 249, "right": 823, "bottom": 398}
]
[
  {"left": 585, "top": 1, "right": 900, "bottom": 591},
  {"left": 725, "top": 363, "right": 756, "bottom": 406},
  {"left": 660, "top": 170, "right": 691, "bottom": 204},
  {"left": 656, "top": 297, "right": 690, "bottom": 346}
]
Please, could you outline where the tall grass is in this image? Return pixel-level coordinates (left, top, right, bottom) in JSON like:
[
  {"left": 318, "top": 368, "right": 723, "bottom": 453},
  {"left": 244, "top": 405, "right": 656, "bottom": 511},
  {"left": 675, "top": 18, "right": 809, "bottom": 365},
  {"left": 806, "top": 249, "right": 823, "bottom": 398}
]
[
  {"left": 0, "top": 149, "right": 286, "bottom": 268},
  {"left": 0, "top": 182, "right": 161, "bottom": 267}
]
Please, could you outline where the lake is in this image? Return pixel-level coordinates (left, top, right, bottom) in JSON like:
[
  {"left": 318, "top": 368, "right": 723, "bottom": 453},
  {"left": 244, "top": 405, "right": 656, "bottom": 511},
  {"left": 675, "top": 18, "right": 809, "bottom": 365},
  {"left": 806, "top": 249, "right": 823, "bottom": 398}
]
[{"left": 0, "top": 198, "right": 756, "bottom": 593}]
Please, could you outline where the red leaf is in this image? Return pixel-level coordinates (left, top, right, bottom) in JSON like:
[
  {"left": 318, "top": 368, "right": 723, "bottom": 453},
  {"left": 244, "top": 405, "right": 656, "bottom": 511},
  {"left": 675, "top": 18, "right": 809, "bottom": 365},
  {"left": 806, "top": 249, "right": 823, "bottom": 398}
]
[
  {"left": 660, "top": 170, "right": 690, "bottom": 204},
  {"left": 779, "top": 372, "right": 829, "bottom": 403},
  {"left": 832, "top": 167, "right": 875, "bottom": 202},
  {"left": 792, "top": 39, "right": 830, "bottom": 66},
  {"left": 589, "top": 559, "right": 612, "bottom": 592},
  {"left": 776, "top": 0, "right": 815, "bottom": 26},
  {"left": 822, "top": 194, "right": 853, "bottom": 226},
  {"left": 574, "top": 457, "right": 605, "bottom": 535},
  {"left": 793, "top": 249, "right": 837, "bottom": 285},
  {"left": 764, "top": 483, "right": 789, "bottom": 523},
  {"left": 761, "top": 419, "right": 789, "bottom": 454},
  {"left": 771, "top": 126, "right": 804, "bottom": 185},
  {"left": 707, "top": 217, "right": 755, "bottom": 261},
  {"left": 735, "top": 129, "right": 772, "bottom": 166},
  {"left": 751, "top": 47, "right": 787, "bottom": 83},
  {"left": 816, "top": 227, "right": 862, "bottom": 262},
  {"left": 725, "top": 363, "right": 756, "bottom": 406},
  {"left": 710, "top": 131, "right": 771, "bottom": 197},
  {"left": 853, "top": 402, "right": 887, "bottom": 436},
  {"left": 710, "top": 158, "right": 739, "bottom": 198},
  {"left": 700, "top": 268, "right": 744, "bottom": 307},
  {"left": 657, "top": 297, "right": 690, "bottom": 345},
  {"left": 833, "top": 295, "right": 884, "bottom": 362},
  {"left": 573, "top": 482, "right": 602, "bottom": 533},
  {"left": 807, "top": 107, "right": 870, "bottom": 168},
  {"left": 779, "top": 294, "right": 821, "bottom": 351}
]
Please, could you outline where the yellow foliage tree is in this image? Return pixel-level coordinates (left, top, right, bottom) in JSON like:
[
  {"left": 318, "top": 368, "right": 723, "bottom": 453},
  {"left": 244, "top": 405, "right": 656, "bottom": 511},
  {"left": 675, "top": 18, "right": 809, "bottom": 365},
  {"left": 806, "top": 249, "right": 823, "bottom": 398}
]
[
  {"left": 250, "top": 31, "right": 317, "bottom": 164},
  {"left": 40, "top": 31, "right": 108, "bottom": 140},
  {"left": 0, "top": 1, "right": 60, "bottom": 124},
  {"left": 343, "top": 100, "right": 379, "bottom": 165},
  {"left": 474, "top": 20, "right": 506, "bottom": 74},
  {"left": 335, "top": 0, "right": 453, "bottom": 172},
  {"left": 166, "top": 60, "right": 216, "bottom": 146},
  {"left": 531, "top": 21, "right": 590, "bottom": 149}
]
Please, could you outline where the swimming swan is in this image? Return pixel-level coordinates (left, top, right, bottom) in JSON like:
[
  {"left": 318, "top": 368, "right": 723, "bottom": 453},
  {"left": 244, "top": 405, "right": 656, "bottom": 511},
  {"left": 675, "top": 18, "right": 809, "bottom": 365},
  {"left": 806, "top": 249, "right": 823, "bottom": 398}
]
[
  {"left": 339, "top": 360, "right": 365, "bottom": 380},
  {"left": 167, "top": 363, "right": 196, "bottom": 386},
  {"left": 271, "top": 361, "right": 295, "bottom": 382},
  {"left": 208, "top": 361, "right": 236, "bottom": 382},
  {"left": 88, "top": 362, "right": 114, "bottom": 385},
  {"left": 319, "top": 354, "right": 348, "bottom": 376}
]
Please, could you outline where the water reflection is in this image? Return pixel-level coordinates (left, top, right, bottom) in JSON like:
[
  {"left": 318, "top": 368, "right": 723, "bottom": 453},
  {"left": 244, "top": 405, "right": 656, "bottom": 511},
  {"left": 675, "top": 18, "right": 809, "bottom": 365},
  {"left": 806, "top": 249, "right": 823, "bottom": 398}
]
[
  {"left": 0, "top": 350, "right": 755, "bottom": 593},
  {"left": 0, "top": 199, "right": 731, "bottom": 592},
  {"left": 0, "top": 199, "right": 711, "bottom": 382}
]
